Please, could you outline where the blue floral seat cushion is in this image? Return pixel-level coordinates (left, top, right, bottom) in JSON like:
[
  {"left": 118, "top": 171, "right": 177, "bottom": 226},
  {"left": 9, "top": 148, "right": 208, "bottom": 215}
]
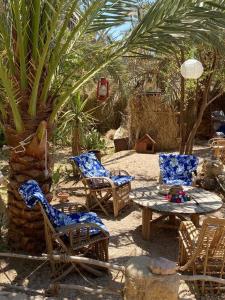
[
  {"left": 19, "top": 180, "right": 108, "bottom": 235},
  {"left": 70, "top": 152, "right": 134, "bottom": 188},
  {"left": 159, "top": 154, "right": 199, "bottom": 186}
]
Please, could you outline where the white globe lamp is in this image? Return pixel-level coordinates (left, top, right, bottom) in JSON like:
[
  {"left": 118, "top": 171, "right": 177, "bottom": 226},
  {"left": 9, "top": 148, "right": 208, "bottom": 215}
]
[{"left": 180, "top": 59, "right": 204, "bottom": 79}]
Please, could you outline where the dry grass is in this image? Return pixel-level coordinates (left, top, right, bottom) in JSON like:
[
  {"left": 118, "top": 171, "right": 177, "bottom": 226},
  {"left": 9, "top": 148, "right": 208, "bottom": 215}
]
[{"left": 128, "top": 94, "right": 179, "bottom": 151}]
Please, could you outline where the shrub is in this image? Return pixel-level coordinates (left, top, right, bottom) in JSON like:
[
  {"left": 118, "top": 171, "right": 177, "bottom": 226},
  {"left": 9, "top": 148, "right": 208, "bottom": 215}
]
[{"left": 83, "top": 129, "right": 106, "bottom": 151}]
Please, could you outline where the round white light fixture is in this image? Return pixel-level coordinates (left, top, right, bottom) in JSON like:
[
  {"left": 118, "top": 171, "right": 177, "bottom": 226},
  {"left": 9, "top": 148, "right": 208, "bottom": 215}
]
[{"left": 180, "top": 59, "right": 204, "bottom": 79}]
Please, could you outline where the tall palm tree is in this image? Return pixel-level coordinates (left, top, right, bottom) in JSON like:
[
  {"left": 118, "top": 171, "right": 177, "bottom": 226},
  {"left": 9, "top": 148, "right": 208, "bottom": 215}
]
[
  {"left": 0, "top": 0, "right": 225, "bottom": 252},
  {"left": 0, "top": 0, "right": 137, "bottom": 252}
]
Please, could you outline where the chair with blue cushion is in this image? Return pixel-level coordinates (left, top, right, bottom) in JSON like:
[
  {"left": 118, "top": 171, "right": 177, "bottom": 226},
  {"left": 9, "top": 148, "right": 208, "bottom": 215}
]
[
  {"left": 159, "top": 154, "right": 199, "bottom": 186},
  {"left": 70, "top": 152, "right": 134, "bottom": 217},
  {"left": 19, "top": 180, "right": 109, "bottom": 280}
]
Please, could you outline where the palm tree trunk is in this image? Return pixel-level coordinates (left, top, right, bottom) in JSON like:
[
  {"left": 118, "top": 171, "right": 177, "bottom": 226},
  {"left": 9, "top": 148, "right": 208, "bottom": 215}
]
[
  {"left": 72, "top": 126, "right": 81, "bottom": 156},
  {"left": 5, "top": 120, "right": 53, "bottom": 253}
]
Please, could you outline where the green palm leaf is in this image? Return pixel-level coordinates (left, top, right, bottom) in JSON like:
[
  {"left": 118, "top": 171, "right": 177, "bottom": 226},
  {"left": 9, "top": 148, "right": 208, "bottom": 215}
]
[{"left": 0, "top": 0, "right": 225, "bottom": 132}]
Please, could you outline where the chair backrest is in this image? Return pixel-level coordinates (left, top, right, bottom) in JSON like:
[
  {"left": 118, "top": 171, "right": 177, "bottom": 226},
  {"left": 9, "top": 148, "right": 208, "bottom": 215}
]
[
  {"left": 70, "top": 152, "right": 110, "bottom": 178},
  {"left": 159, "top": 153, "right": 199, "bottom": 185},
  {"left": 182, "top": 217, "right": 225, "bottom": 274},
  {"left": 196, "top": 217, "right": 225, "bottom": 259},
  {"left": 19, "top": 180, "right": 69, "bottom": 228}
]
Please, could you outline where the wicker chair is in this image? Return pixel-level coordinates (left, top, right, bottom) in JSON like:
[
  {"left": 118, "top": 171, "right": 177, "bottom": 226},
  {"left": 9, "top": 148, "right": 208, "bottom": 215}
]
[
  {"left": 178, "top": 217, "right": 225, "bottom": 293},
  {"left": 70, "top": 152, "right": 134, "bottom": 217},
  {"left": 209, "top": 138, "right": 225, "bottom": 164},
  {"left": 19, "top": 180, "right": 109, "bottom": 281}
]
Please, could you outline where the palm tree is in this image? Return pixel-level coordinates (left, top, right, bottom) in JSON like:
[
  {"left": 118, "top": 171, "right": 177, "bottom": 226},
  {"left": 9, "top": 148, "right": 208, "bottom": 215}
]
[
  {"left": 0, "top": 0, "right": 137, "bottom": 252},
  {"left": 0, "top": 0, "right": 225, "bottom": 252}
]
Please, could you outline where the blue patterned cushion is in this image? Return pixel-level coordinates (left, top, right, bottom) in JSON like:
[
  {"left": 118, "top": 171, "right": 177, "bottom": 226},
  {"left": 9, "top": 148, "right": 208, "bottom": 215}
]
[
  {"left": 70, "top": 152, "right": 134, "bottom": 188},
  {"left": 159, "top": 154, "right": 199, "bottom": 186},
  {"left": 19, "top": 180, "right": 108, "bottom": 235}
]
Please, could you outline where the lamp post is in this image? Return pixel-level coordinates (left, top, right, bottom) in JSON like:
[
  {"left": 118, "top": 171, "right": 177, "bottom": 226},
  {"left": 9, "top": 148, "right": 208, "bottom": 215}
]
[{"left": 179, "top": 59, "right": 204, "bottom": 153}]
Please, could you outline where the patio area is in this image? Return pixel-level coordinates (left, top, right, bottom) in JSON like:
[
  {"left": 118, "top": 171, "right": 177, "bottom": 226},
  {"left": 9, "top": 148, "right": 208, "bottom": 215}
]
[{"left": 1, "top": 143, "right": 224, "bottom": 299}]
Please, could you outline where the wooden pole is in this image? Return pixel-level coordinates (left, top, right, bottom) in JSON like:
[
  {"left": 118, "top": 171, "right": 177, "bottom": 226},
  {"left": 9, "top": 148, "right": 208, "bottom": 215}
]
[
  {"left": 180, "top": 274, "right": 225, "bottom": 285},
  {"left": 0, "top": 283, "right": 45, "bottom": 296},
  {"left": 0, "top": 252, "right": 124, "bottom": 272},
  {"left": 50, "top": 283, "right": 121, "bottom": 296}
]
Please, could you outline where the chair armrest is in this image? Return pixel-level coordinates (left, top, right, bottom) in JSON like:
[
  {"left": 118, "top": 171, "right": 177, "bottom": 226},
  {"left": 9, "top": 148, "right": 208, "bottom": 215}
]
[
  {"left": 179, "top": 221, "right": 202, "bottom": 272},
  {"left": 84, "top": 176, "right": 116, "bottom": 189},
  {"left": 55, "top": 222, "right": 109, "bottom": 237},
  {"left": 53, "top": 202, "right": 89, "bottom": 213},
  {"left": 110, "top": 169, "right": 130, "bottom": 176},
  {"left": 209, "top": 138, "right": 225, "bottom": 147},
  {"left": 179, "top": 221, "right": 199, "bottom": 258},
  {"left": 179, "top": 221, "right": 199, "bottom": 241}
]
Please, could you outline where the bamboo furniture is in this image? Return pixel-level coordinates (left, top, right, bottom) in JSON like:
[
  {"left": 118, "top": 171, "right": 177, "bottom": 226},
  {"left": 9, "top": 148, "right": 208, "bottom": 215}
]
[
  {"left": 41, "top": 202, "right": 109, "bottom": 281},
  {"left": 178, "top": 217, "right": 225, "bottom": 293},
  {"left": 19, "top": 180, "right": 109, "bottom": 281},
  {"left": 132, "top": 185, "right": 222, "bottom": 240},
  {"left": 83, "top": 170, "right": 132, "bottom": 217},
  {"left": 70, "top": 153, "right": 134, "bottom": 217},
  {"left": 209, "top": 138, "right": 225, "bottom": 163}
]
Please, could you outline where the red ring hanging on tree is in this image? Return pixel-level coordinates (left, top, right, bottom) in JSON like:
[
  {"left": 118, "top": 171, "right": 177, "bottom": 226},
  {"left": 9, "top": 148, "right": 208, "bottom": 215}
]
[{"left": 97, "top": 77, "right": 109, "bottom": 101}]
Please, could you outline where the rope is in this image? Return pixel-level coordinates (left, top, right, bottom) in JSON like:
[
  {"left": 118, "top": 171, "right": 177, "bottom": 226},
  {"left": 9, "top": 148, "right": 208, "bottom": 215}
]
[
  {"left": 3, "top": 129, "right": 49, "bottom": 178},
  {"left": 44, "top": 129, "right": 49, "bottom": 178},
  {"left": 60, "top": 254, "right": 71, "bottom": 264},
  {"left": 2, "top": 134, "right": 35, "bottom": 153}
]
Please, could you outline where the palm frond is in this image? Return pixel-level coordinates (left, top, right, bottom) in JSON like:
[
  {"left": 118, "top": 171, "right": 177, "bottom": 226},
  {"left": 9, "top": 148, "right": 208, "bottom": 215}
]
[
  {"left": 125, "top": 0, "right": 225, "bottom": 54},
  {"left": 0, "top": 61, "right": 23, "bottom": 132}
]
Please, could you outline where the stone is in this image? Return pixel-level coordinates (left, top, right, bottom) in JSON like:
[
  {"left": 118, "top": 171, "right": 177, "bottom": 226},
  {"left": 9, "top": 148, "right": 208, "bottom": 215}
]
[
  {"left": 124, "top": 256, "right": 180, "bottom": 300},
  {"left": 148, "top": 257, "right": 177, "bottom": 275}
]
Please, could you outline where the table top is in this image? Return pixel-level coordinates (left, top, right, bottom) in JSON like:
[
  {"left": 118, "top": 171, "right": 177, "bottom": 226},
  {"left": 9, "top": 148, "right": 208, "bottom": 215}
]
[{"left": 132, "top": 185, "right": 223, "bottom": 215}]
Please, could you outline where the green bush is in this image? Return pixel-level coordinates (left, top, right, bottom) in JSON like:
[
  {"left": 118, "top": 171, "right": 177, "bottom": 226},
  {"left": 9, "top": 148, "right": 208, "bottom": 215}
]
[{"left": 83, "top": 129, "right": 106, "bottom": 151}]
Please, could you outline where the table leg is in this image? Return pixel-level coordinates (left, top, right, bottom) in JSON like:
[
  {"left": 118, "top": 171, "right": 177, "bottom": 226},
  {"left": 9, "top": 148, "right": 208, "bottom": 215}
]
[
  {"left": 142, "top": 208, "right": 152, "bottom": 240},
  {"left": 191, "top": 214, "right": 199, "bottom": 227},
  {"left": 169, "top": 215, "right": 176, "bottom": 225}
]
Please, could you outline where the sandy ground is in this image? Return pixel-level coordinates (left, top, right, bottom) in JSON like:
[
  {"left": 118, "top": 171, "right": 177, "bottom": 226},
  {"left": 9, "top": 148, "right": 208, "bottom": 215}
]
[{"left": 0, "top": 144, "right": 225, "bottom": 299}]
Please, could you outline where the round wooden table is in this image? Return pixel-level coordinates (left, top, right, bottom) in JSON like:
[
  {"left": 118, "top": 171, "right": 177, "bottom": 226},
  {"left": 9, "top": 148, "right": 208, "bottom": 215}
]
[{"left": 132, "top": 186, "right": 223, "bottom": 240}]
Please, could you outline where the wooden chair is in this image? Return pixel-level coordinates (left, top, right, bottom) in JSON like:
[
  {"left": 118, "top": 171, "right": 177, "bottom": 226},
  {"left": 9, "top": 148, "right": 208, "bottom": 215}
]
[
  {"left": 159, "top": 154, "right": 199, "bottom": 186},
  {"left": 19, "top": 180, "right": 109, "bottom": 281},
  {"left": 70, "top": 152, "right": 134, "bottom": 217},
  {"left": 209, "top": 138, "right": 225, "bottom": 163},
  {"left": 178, "top": 217, "right": 225, "bottom": 293},
  {"left": 42, "top": 202, "right": 109, "bottom": 281}
]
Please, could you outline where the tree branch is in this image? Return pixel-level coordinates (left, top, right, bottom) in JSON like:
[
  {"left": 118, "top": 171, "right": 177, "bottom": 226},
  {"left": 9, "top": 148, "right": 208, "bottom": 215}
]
[{"left": 207, "top": 91, "right": 224, "bottom": 107}]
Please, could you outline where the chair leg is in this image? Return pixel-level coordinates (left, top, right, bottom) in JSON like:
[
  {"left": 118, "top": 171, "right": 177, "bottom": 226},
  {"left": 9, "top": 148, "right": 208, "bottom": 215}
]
[
  {"left": 44, "top": 222, "right": 56, "bottom": 276},
  {"left": 112, "top": 190, "right": 119, "bottom": 218},
  {"left": 178, "top": 239, "right": 186, "bottom": 266},
  {"left": 87, "top": 191, "right": 111, "bottom": 216},
  {"left": 96, "top": 197, "right": 110, "bottom": 216}
]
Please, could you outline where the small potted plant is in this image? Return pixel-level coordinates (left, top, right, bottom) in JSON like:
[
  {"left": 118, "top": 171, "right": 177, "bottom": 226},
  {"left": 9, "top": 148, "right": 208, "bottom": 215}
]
[{"left": 52, "top": 166, "right": 70, "bottom": 202}]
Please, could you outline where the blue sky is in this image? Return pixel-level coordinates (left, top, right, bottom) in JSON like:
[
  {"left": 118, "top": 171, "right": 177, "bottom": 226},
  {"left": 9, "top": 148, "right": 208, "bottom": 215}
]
[
  {"left": 111, "top": 22, "right": 131, "bottom": 39},
  {"left": 110, "top": 0, "right": 154, "bottom": 39}
]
